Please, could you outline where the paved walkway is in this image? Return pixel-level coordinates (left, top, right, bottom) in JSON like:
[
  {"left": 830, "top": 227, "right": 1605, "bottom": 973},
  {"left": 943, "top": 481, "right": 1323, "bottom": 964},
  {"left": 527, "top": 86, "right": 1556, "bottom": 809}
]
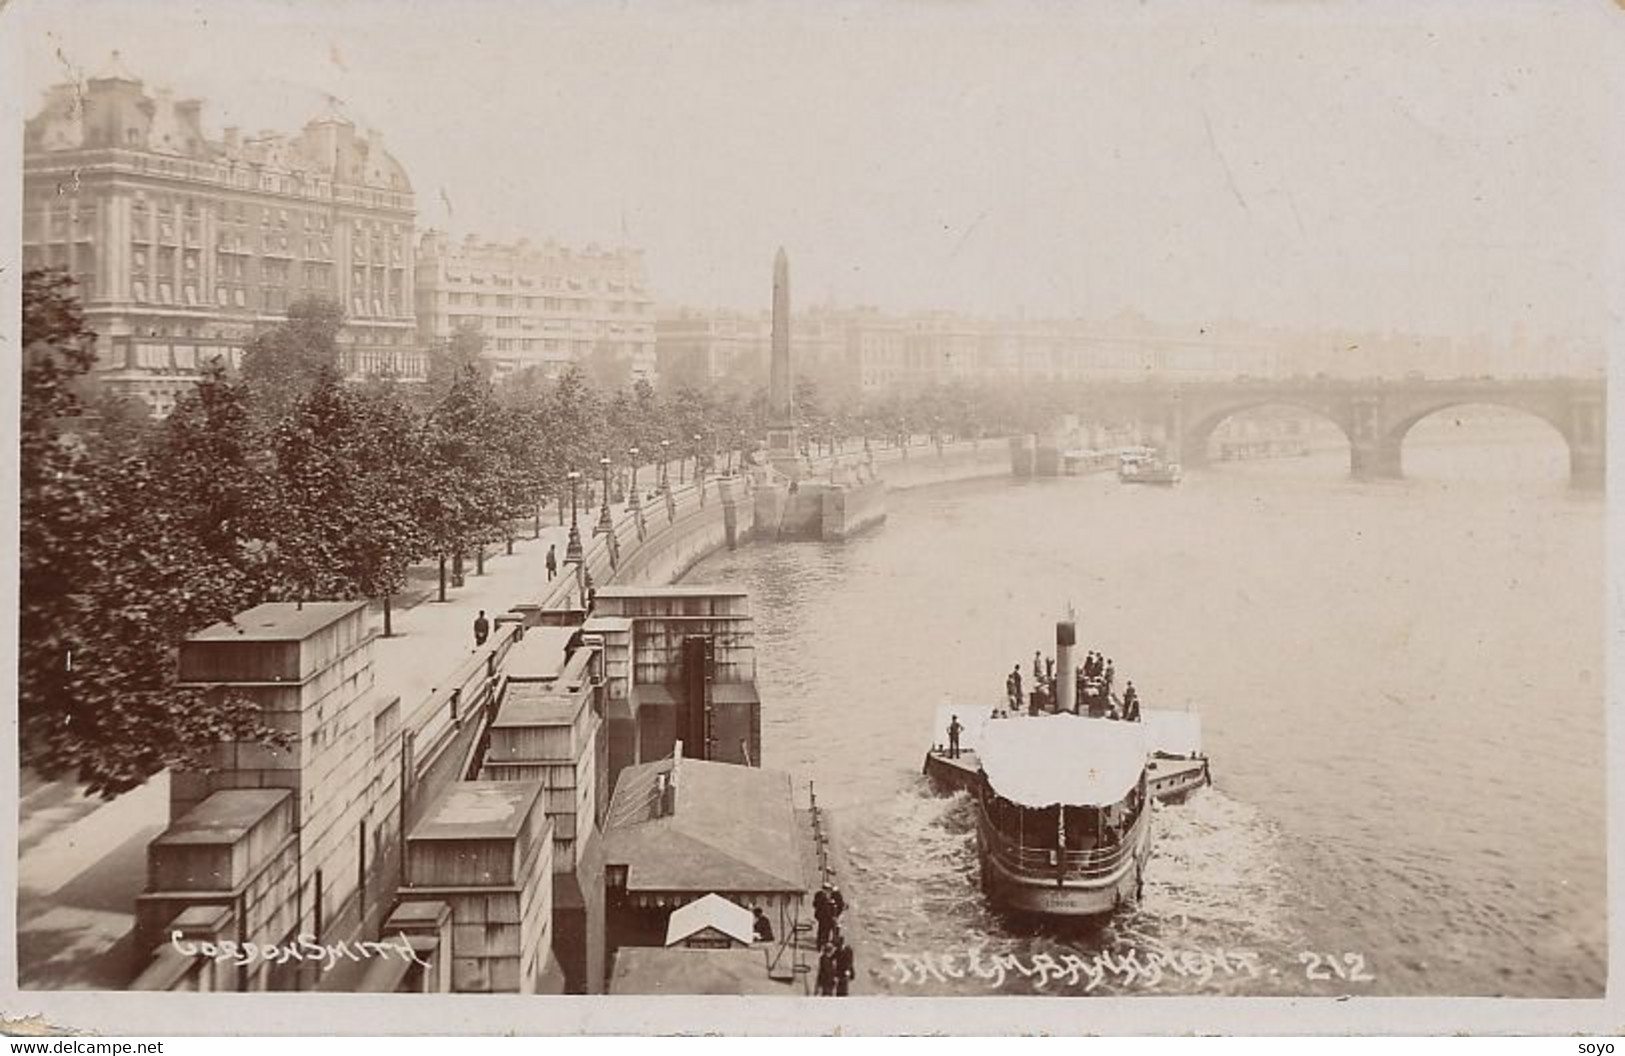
[{"left": 16, "top": 496, "right": 637, "bottom": 989}]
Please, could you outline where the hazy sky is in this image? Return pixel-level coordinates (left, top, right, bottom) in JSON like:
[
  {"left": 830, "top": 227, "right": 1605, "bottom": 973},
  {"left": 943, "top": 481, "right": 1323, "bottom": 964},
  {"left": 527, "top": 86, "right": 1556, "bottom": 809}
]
[{"left": 13, "top": 0, "right": 1624, "bottom": 342}]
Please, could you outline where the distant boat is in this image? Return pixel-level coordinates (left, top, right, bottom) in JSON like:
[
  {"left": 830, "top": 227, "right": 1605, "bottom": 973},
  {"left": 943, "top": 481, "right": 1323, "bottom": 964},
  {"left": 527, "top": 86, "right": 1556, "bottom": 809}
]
[{"left": 1118, "top": 449, "right": 1182, "bottom": 486}]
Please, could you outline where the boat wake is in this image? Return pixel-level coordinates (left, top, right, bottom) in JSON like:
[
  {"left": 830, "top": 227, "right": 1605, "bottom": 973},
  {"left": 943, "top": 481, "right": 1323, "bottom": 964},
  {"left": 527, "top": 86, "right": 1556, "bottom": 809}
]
[{"left": 846, "top": 778, "right": 1300, "bottom": 996}]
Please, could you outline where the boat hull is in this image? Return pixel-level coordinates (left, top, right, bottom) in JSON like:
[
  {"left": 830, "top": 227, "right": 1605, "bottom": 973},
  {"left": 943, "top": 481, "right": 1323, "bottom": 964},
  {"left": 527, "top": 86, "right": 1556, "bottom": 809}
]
[{"left": 975, "top": 809, "right": 1152, "bottom": 918}]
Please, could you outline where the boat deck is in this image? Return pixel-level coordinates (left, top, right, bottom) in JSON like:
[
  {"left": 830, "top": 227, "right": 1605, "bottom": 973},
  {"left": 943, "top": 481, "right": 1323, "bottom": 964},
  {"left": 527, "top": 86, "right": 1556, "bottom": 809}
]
[
  {"left": 924, "top": 745, "right": 1209, "bottom": 803},
  {"left": 922, "top": 747, "right": 981, "bottom": 796}
]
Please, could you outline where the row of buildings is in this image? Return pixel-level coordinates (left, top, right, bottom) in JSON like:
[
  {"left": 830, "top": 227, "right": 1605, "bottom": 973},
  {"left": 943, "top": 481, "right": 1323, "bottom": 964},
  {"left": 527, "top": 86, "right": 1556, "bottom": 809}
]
[
  {"left": 24, "top": 57, "right": 1599, "bottom": 418},
  {"left": 654, "top": 306, "right": 1286, "bottom": 397},
  {"left": 22, "top": 55, "right": 655, "bottom": 416}
]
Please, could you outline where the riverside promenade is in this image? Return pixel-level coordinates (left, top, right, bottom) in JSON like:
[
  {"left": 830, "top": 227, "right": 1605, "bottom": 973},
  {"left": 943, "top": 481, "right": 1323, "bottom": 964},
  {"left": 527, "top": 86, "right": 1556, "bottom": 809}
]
[
  {"left": 16, "top": 494, "right": 637, "bottom": 989},
  {"left": 16, "top": 438, "right": 1008, "bottom": 989}
]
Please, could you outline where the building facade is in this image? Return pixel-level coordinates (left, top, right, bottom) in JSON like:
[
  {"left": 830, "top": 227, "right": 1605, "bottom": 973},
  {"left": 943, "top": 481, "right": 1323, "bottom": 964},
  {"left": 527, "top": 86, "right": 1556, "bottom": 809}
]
[
  {"left": 655, "top": 305, "right": 1283, "bottom": 396},
  {"left": 22, "top": 55, "right": 423, "bottom": 416},
  {"left": 416, "top": 232, "right": 656, "bottom": 383}
]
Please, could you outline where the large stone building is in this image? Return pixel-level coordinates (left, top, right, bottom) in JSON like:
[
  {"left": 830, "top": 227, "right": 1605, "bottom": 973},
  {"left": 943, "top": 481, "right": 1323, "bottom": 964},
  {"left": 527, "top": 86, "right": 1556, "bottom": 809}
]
[
  {"left": 653, "top": 307, "right": 846, "bottom": 391},
  {"left": 22, "top": 54, "right": 424, "bottom": 416},
  {"left": 415, "top": 231, "right": 656, "bottom": 383}
]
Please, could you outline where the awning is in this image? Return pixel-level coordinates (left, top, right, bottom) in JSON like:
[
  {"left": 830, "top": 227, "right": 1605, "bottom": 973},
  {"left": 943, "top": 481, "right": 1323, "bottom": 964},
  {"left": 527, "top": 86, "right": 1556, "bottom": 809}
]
[
  {"left": 1142, "top": 709, "right": 1202, "bottom": 758},
  {"left": 976, "top": 714, "right": 1147, "bottom": 808}
]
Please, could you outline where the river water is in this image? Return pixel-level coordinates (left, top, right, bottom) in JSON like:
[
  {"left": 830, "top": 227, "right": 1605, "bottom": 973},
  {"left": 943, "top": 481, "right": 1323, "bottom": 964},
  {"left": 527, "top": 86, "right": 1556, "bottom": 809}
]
[{"left": 683, "top": 417, "right": 1606, "bottom": 998}]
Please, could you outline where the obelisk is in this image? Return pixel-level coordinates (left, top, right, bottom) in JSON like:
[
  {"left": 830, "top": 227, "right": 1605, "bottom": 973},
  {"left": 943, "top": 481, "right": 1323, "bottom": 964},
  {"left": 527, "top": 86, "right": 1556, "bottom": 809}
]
[{"left": 766, "top": 247, "right": 800, "bottom": 479}]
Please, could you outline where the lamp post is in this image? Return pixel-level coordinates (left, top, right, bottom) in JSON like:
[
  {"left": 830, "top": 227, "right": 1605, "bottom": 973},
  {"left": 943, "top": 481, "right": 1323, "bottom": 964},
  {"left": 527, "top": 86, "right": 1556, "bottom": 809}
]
[
  {"left": 595, "top": 455, "right": 613, "bottom": 534},
  {"left": 564, "top": 469, "right": 583, "bottom": 566},
  {"left": 660, "top": 439, "right": 671, "bottom": 490},
  {"left": 628, "top": 446, "right": 641, "bottom": 512}
]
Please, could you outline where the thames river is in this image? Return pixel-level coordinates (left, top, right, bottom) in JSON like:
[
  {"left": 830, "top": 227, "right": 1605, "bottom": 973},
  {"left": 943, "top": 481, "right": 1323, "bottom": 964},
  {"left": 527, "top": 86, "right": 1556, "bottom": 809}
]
[{"left": 684, "top": 416, "right": 1605, "bottom": 997}]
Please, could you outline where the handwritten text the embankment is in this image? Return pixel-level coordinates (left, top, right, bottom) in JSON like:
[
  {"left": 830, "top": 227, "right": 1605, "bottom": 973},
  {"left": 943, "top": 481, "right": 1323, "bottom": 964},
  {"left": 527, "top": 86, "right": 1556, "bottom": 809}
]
[{"left": 883, "top": 947, "right": 1377, "bottom": 991}]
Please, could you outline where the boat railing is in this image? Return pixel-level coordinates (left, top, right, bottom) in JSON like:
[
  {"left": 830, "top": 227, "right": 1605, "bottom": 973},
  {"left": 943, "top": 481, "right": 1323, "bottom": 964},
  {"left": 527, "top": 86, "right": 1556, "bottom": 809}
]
[{"left": 983, "top": 805, "right": 1148, "bottom": 882}]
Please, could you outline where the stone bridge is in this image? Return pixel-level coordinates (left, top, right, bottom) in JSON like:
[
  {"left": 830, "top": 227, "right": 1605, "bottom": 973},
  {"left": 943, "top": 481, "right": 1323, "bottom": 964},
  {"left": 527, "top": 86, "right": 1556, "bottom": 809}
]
[{"left": 1069, "top": 377, "right": 1606, "bottom": 486}]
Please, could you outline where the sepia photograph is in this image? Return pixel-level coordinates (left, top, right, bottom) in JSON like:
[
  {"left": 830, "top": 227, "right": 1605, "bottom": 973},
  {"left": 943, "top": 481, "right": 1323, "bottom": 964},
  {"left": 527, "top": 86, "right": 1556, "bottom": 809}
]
[{"left": 3, "top": 0, "right": 1619, "bottom": 1037}]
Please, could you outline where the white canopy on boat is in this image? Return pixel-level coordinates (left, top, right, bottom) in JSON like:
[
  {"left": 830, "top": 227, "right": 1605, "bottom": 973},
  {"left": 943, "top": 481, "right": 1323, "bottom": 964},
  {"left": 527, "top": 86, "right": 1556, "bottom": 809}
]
[
  {"left": 977, "top": 714, "right": 1148, "bottom": 808},
  {"left": 1142, "top": 709, "right": 1202, "bottom": 757}
]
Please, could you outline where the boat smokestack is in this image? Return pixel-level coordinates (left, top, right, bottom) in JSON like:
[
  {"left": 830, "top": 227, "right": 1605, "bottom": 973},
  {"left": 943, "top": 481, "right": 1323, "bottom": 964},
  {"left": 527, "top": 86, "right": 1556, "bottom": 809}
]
[{"left": 1056, "top": 619, "right": 1077, "bottom": 713}]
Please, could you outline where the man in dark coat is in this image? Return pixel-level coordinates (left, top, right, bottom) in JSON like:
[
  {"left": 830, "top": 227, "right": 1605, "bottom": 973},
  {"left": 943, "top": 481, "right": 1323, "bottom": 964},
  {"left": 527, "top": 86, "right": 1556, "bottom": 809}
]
[
  {"left": 752, "top": 906, "right": 774, "bottom": 944},
  {"left": 473, "top": 610, "right": 490, "bottom": 647},
  {"left": 813, "top": 884, "right": 835, "bottom": 948},
  {"left": 831, "top": 885, "right": 847, "bottom": 920},
  {"left": 947, "top": 714, "right": 964, "bottom": 759},
  {"left": 834, "top": 934, "right": 856, "bottom": 996},
  {"left": 816, "top": 944, "right": 838, "bottom": 996},
  {"left": 545, "top": 544, "right": 558, "bottom": 581}
]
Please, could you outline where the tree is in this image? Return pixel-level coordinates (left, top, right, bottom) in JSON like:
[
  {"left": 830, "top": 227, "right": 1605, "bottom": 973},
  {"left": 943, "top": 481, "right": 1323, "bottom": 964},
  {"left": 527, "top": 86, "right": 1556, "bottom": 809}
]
[
  {"left": 269, "top": 369, "right": 430, "bottom": 634},
  {"left": 20, "top": 269, "right": 101, "bottom": 784},
  {"left": 583, "top": 341, "right": 632, "bottom": 392},
  {"left": 420, "top": 364, "right": 508, "bottom": 599},
  {"left": 423, "top": 323, "right": 490, "bottom": 408},
  {"left": 20, "top": 274, "right": 283, "bottom": 795},
  {"left": 240, "top": 296, "right": 346, "bottom": 423}
]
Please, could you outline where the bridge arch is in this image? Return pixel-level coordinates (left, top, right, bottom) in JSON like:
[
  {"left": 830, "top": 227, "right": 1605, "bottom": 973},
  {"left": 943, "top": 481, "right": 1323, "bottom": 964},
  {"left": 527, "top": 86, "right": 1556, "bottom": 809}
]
[
  {"left": 1381, "top": 398, "right": 1578, "bottom": 483},
  {"left": 1180, "top": 398, "right": 1352, "bottom": 470}
]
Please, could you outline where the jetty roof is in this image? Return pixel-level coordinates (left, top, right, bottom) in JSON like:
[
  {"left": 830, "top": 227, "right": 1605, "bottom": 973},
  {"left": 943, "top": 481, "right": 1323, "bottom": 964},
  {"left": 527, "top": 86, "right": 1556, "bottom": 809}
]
[
  {"left": 603, "top": 756, "right": 807, "bottom": 894},
  {"left": 664, "top": 892, "right": 755, "bottom": 947},
  {"left": 610, "top": 947, "right": 785, "bottom": 995},
  {"left": 978, "top": 713, "right": 1148, "bottom": 808}
]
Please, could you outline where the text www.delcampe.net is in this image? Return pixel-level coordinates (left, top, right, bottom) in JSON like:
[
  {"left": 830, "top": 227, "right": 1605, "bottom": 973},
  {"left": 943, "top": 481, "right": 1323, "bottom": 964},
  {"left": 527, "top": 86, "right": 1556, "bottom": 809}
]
[{"left": 9, "top": 1044, "right": 163, "bottom": 1054}]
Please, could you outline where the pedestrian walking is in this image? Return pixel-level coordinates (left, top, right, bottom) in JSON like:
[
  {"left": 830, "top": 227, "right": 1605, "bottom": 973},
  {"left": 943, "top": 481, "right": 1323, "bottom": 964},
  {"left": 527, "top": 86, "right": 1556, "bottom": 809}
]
[
  {"left": 947, "top": 714, "right": 964, "bottom": 759},
  {"left": 473, "top": 610, "right": 490, "bottom": 647},
  {"left": 831, "top": 885, "right": 847, "bottom": 921},
  {"left": 545, "top": 544, "right": 557, "bottom": 581}
]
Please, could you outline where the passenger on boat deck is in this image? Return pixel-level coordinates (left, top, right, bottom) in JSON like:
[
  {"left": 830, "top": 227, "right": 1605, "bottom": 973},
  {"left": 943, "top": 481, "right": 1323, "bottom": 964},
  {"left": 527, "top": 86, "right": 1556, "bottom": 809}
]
[
  {"left": 1104, "top": 660, "right": 1115, "bottom": 693},
  {"left": 1045, "top": 656, "right": 1055, "bottom": 684},
  {"left": 1009, "top": 665, "right": 1024, "bottom": 706},
  {"left": 947, "top": 714, "right": 964, "bottom": 759},
  {"left": 752, "top": 906, "right": 774, "bottom": 944},
  {"left": 1033, "top": 651, "right": 1044, "bottom": 683},
  {"left": 1123, "top": 682, "right": 1140, "bottom": 721}
]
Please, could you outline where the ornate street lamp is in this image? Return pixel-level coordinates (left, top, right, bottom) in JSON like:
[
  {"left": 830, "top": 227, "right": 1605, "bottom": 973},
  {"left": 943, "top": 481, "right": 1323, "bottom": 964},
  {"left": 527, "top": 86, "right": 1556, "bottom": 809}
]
[
  {"left": 596, "top": 455, "right": 613, "bottom": 533},
  {"left": 564, "top": 469, "right": 583, "bottom": 566},
  {"left": 628, "top": 446, "right": 641, "bottom": 512},
  {"left": 660, "top": 439, "right": 671, "bottom": 490}
]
